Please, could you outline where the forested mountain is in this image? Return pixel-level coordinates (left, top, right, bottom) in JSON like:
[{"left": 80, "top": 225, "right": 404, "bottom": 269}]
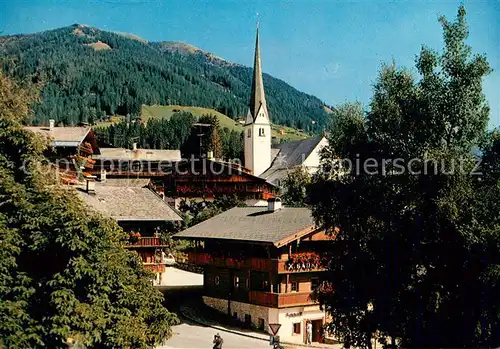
[{"left": 0, "top": 24, "right": 329, "bottom": 132}]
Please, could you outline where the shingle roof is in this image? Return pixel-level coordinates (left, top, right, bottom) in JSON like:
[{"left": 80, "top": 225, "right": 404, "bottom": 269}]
[
  {"left": 174, "top": 207, "right": 314, "bottom": 244},
  {"left": 100, "top": 178, "right": 151, "bottom": 187},
  {"left": 94, "top": 148, "right": 181, "bottom": 161},
  {"left": 77, "top": 185, "right": 182, "bottom": 221},
  {"left": 272, "top": 136, "right": 324, "bottom": 168},
  {"left": 25, "top": 126, "right": 91, "bottom": 147},
  {"left": 260, "top": 136, "right": 325, "bottom": 184}
]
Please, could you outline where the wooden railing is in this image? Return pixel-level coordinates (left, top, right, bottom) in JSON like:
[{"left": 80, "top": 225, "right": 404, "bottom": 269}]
[
  {"left": 127, "top": 237, "right": 169, "bottom": 248},
  {"left": 278, "top": 291, "right": 316, "bottom": 307},
  {"left": 188, "top": 252, "right": 283, "bottom": 272},
  {"left": 187, "top": 252, "right": 324, "bottom": 274},
  {"left": 248, "top": 290, "right": 316, "bottom": 308},
  {"left": 249, "top": 290, "right": 278, "bottom": 307}
]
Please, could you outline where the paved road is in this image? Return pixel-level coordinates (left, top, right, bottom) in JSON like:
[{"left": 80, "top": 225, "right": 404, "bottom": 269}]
[{"left": 159, "top": 318, "right": 269, "bottom": 349}]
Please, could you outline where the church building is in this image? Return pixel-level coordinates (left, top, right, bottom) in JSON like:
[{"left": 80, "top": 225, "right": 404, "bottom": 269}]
[{"left": 244, "top": 25, "right": 327, "bottom": 184}]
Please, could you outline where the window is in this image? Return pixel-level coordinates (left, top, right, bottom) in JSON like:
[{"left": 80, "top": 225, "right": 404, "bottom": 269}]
[
  {"left": 291, "top": 281, "right": 298, "bottom": 292},
  {"left": 233, "top": 312, "right": 238, "bottom": 319},
  {"left": 311, "top": 278, "right": 319, "bottom": 291},
  {"left": 214, "top": 276, "right": 220, "bottom": 286},
  {"left": 258, "top": 318, "right": 265, "bottom": 330},
  {"left": 245, "top": 314, "right": 252, "bottom": 327},
  {"left": 247, "top": 129, "right": 251, "bottom": 138},
  {"left": 234, "top": 276, "right": 240, "bottom": 288},
  {"left": 293, "top": 323, "right": 301, "bottom": 334},
  {"left": 259, "top": 127, "right": 265, "bottom": 137},
  {"left": 262, "top": 280, "right": 269, "bottom": 290}
]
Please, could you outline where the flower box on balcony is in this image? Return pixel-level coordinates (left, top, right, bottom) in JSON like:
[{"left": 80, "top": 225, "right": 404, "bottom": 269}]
[{"left": 286, "top": 252, "right": 328, "bottom": 272}]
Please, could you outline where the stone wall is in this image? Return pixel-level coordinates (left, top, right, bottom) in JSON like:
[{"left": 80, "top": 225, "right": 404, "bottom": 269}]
[{"left": 203, "top": 296, "right": 271, "bottom": 334}]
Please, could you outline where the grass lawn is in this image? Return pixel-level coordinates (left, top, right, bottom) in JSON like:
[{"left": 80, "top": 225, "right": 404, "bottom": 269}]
[
  {"left": 93, "top": 105, "right": 310, "bottom": 142},
  {"left": 142, "top": 105, "right": 310, "bottom": 142},
  {"left": 142, "top": 104, "right": 243, "bottom": 131}
]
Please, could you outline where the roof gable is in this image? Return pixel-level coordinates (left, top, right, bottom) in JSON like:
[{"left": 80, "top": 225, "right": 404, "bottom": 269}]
[
  {"left": 260, "top": 136, "right": 326, "bottom": 183},
  {"left": 25, "top": 126, "right": 92, "bottom": 147},
  {"left": 174, "top": 206, "right": 315, "bottom": 245},
  {"left": 77, "top": 185, "right": 182, "bottom": 222}
]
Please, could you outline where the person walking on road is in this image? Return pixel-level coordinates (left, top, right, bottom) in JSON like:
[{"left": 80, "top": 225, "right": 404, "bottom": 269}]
[
  {"left": 213, "top": 333, "right": 223, "bottom": 349},
  {"left": 306, "top": 320, "right": 313, "bottom": 345}
]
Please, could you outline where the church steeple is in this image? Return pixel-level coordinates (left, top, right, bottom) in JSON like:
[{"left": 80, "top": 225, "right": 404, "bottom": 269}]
[
  {"left": 247, "top": 23, "right": 269, "bottom": 123},
  {"left": 244, "top": 21, "right": 272, "bottom": 177}
]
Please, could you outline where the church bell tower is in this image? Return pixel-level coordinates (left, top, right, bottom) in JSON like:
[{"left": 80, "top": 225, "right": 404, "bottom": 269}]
[{"left": 244, "top": 22, "right": 272, "bottom": 177}]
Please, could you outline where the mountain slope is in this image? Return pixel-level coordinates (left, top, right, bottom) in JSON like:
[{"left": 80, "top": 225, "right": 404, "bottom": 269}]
[
  {"left": 0, "top": 24, "right": 329, "bottom": 132},
  {"left": 141, "top": 105, "right": 310, "bottom": 142}
]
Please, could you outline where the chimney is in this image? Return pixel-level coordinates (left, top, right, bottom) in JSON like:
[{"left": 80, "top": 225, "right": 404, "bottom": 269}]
[
  {"left": 86, "top": 178, "right": 96, "bottom": 194},
  {"left": 49, "top": 119, "right": 55, "bottom": 131},
  {"left": 207, "top": 151, "right": 214, "bottom": 160},
  {"left": 132, "top": 142, "right": 137, "bottom": 151},
  {"left": 267, "top": 197, "right": 282, "bottom": 212}
]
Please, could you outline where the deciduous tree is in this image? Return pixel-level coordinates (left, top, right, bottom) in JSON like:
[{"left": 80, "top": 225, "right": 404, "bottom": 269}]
[
  {"left": 309, "top": 7, "right": 498, "bottom": 348},
  {"left": 281, "top": 166, "right": 312, "bottom": 207},
  {"left": 0, "top": 70, "right": 178, "bottom": 348}
]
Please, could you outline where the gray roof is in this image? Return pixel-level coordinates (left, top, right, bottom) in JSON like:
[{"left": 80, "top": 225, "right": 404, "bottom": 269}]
[
  {"left": 174, "top": 207, "right": 314, "bottom": 244},
  {"left": 260, "top": 136, "right": 325, "bottom": 184},
  {"left": 77, "top": 185, "right": 182, "bottom": 222},
  {"left": 272, "top": 135, "right": 324, "bottom": 168},
  {"left": 93, "top": 148, "right": 181, "bottom": 161},
  {"left": 260, "top": 168, "right": 292, "bottom": 186},
  {"left": 100, "top": 178, "right": 151, "bottom": 187},
  {"left": 25, "top": 126, "right": 91, "bottom": 147}
]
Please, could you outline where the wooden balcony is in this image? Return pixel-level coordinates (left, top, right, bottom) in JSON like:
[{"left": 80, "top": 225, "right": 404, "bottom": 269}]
[
  {"left": 126, "top": 237, "right": 170, "bottom": 248},
  {"left": 188, "top": 252, "right": 325, "bottom": 274},
  {"left": 188, "top": 252, "right": 280, "bottom": 272},
  {"left": 248, "top": 290, "right": 316, "bottom": 308}
]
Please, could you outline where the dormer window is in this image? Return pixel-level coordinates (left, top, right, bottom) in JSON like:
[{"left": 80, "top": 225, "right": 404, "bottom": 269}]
[
  {"left": 247, "top": 129, "right": 251, "bottom": 138},
  {"left": 259, "top": 128, "right": 265, "bottom": 137}
]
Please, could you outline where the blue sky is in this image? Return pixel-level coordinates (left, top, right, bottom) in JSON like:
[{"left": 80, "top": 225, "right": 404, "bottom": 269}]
[{"left": 1, "top": 0, "right": 499, "bottom": 127}]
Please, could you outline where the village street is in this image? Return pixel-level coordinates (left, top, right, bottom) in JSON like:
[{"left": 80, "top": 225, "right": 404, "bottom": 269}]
[{"left": 159, "top": 319, "right": 269, "bottom": 349}]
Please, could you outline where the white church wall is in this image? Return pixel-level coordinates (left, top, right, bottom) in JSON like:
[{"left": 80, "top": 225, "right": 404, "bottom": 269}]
[{"left": 302, "top": 137, "right": 328, "bottom": 173}]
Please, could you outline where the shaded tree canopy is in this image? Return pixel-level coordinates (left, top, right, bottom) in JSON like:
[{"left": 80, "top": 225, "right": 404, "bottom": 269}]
[
  {"left": 309, "top": 6, "right": 498, "bottom": 348},
  {"left": 0, "top": 70, "right": 178, "bottom": 348}
]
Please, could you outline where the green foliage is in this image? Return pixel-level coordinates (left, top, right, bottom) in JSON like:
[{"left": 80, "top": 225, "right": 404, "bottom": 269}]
[
  {"left": 199, "top": 114, "right": 223, "bottom": 159},
  {"left": 94, "top": 111, "right": 196, "bottom": 150},
  {"left": 179, "top": 195, "right": 244, "bottom": 227},
  {"left": 0, "top": 70, "right": 178, "bottom": 348},
  {"left": 309, "top": 7, "right": 498, "bottom": 348},
  {"left": 221, "top": 127, "right": 244, "bottom": 161},
  {"left": 281, "top": 166, "right": 312, "bottom": 207},
  {"left": 94, "top": 111, "right": 245, "bottom": 161},
  {"left": 0, "top": 24, "right": 329, "bottom": 132}
]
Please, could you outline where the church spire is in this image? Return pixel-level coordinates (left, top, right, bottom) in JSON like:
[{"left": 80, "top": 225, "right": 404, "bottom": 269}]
[
  {"left": 248, "top": 21, "right": 269, "bottom": 122},
  {"left": 244, "top": 20, "right": 272, "bottom": 177}
]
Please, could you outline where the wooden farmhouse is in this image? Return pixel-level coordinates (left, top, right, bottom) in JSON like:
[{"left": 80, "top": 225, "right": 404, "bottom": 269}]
[{"left": 174, "top": 198, "right": 336, "bottom": 344}]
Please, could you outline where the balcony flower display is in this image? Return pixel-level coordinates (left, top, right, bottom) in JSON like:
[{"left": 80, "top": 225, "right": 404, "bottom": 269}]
[
  {"left": 286, "top": 252, "right": 327, "bottom": 271},
  {"left": 211, "top": 250, "right": 246, "bottom": 267},
  {"left": 128, "top": 232, "right": 141, "bottom": 244},
  {"left": 317, "top": 281, "right": 334, "bottom": 295}
]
